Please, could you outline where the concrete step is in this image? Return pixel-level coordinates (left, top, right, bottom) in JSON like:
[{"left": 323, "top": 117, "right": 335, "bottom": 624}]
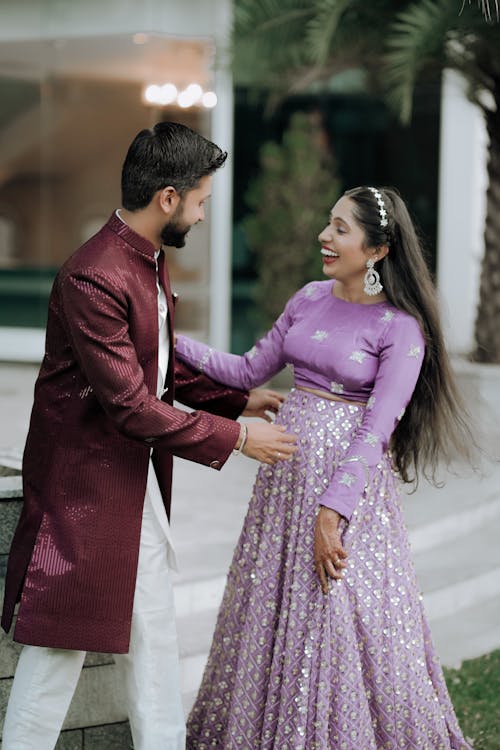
[
  {"left": 429, "top": 596, "right": 500, "bottom": 668},
  {"left": 402, "top": 461, "right": 499, "bottom": 521},
  {"left": 412, "top": 515, "right": 500, "bottom": 620},
  {"left": 407, "top": 494, "right": 500, "bottom": 554},
  {"left": 402, "top": 460, "right": 500, "bottom": 551}
]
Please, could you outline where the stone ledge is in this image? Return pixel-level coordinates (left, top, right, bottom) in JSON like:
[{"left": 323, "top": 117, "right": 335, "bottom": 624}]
[
  {"left": 0, "top": 477, "right": 22, "bottom": 500},
  {"left": 63, "top": 663, "right": 127, "bottom": 730},
  {"left": 0, "top": 501, "right": 21, "bottom": 554},
  {"left": 0, "top": 720, "right": 133, "bottom": 748},
  {"left": 0, "top": 663, "right": 128, "bottom": 736}
]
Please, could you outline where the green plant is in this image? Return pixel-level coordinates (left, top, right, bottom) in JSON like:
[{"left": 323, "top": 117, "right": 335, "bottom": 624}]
[
  {"left": 444, "top": 649, "right": 500, "bottom": 749},
  {"left": 243, "top": 111, "right": 340, "bottom": 328},
  {"left": 234, "top": 1, "right": 500, "bottom": 362}
]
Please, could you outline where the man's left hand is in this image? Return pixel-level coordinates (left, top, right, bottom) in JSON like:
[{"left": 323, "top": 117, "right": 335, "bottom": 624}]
[{"left": 242, "top": 389, "right": 284, "bottom": 422}]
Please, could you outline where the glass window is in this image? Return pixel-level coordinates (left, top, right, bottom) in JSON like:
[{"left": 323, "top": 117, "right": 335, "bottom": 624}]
[{"left": 0, "top": 32, "right": 217, "bottom": 335}]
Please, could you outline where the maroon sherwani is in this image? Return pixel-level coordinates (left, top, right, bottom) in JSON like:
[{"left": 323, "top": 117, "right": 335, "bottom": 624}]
[{"left": 1, "top": 213, "right": 246, "bottom": 654}]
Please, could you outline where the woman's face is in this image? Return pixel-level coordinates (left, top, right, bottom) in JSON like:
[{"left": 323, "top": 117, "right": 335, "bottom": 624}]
[{"left": 318, "top": 196, "right": 377, "bottom": 286}]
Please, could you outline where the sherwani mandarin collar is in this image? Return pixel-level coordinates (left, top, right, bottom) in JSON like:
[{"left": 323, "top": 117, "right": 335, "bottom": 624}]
[{"left": 107, "top": 211, "right": 158, "bottom": 260}]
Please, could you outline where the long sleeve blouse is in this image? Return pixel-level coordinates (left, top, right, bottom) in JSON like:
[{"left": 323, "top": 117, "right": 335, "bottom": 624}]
[{"left": 175, "top": 280, "right": 425, "bottom": 520}]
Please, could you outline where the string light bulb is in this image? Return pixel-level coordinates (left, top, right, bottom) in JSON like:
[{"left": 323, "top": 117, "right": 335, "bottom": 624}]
[{"left": 142, "top": 82, "right": 217, "bottom": 108}]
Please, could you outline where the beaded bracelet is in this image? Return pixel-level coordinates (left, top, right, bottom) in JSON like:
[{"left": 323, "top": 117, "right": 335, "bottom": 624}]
[{"left": 233, "top": 423, "right": 248, "bottom": 456}]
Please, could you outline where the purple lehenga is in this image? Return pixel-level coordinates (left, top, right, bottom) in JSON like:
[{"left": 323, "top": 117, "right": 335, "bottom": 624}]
[{"left": 175, "top": 281, "right": 472, "bottom": 750}]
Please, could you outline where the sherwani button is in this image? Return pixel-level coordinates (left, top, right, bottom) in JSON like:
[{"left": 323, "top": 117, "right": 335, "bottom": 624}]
[{"left": 210, "top": 460, "right": 221, "bottom": 469}]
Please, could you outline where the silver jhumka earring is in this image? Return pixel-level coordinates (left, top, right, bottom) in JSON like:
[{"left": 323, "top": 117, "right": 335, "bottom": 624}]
[{"left": 364, "top": 258, "right": 383, "bottom": 296}]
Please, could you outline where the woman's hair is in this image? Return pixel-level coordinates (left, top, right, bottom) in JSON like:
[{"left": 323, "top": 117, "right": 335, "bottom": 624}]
[{"left": 344, "top": 185, "right": 478, "bottom": 486}]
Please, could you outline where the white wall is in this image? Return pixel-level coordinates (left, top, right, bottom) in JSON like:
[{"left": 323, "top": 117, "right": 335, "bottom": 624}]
[{"left": 437, "top": 69, "right": 488, "bottom": 356}]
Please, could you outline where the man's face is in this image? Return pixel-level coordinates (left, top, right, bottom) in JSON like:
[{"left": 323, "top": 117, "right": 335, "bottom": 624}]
[{"left": 160, "top": 175, "right": 212, "bottom": 248}]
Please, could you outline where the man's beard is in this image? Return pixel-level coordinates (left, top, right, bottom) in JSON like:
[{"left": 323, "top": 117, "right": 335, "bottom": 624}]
[
  {"left": 160, "top": 202, "right": 190, "bottom": 248},
  {"left": 160, "top": 221, "right": 189, "bottom": 248}
]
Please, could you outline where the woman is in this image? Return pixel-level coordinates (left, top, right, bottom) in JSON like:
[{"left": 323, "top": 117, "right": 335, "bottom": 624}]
[{"left": 175, "top": 187, "right": 475, "bottom": 750}]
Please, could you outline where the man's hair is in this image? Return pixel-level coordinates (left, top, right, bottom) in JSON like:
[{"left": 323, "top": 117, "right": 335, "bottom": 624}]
[{"left": 121, "top": 121, "right": 227, "bottom": 210}]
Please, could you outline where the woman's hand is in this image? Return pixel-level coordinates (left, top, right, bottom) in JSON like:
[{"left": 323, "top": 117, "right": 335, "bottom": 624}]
[
  {"left": 243, "top": 389, "right": 285, "bottom": 421},
  {"left": 314, "top": 506, "right": 347, "bottom": 594}
]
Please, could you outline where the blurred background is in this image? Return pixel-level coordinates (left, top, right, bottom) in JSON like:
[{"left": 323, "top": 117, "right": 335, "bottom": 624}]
[{"left": 1, "top": 0, "right": 499, "bottom": 364}]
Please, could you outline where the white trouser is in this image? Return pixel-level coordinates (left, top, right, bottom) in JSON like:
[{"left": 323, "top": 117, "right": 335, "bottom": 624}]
[{"left": 1, "top": 469, "right": 184, "bottom": 750}]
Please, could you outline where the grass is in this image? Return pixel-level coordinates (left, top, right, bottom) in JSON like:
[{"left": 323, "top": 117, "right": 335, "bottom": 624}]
[{"left": 444, "top": 649, "right": 500, "bottom": 749}]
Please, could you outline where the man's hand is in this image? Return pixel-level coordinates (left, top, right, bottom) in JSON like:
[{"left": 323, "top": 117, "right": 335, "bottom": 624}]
[
  {"left": 242, "top": 422, "right": 297, "bottom": 465},
  {"left": 243, "top": 389, "right": 285, "bottom": 422},
  {"left": 314, "top": 506, "right": 347, "bottom": 594}
]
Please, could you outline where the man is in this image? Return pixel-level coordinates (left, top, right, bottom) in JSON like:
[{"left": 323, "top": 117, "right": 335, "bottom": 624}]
[{"left": 1, "top": 122, "right": 297, "bottom": 749}]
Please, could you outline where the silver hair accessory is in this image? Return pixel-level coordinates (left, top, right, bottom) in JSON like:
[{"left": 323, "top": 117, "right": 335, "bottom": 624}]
[
  {"left": 367, "top": 187, "right": 388, "bottom": 228},
  {"left": 364, "top": 257, "right": 383, "bottom": 296}
]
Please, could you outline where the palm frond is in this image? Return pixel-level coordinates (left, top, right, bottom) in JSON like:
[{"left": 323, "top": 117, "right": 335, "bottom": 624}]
[
  {"left": 384, "top": 0, "right": 454, "bottom": 122},
  {"left": 234, "top": 0, "right": 311, "bottom": 41},
  {"left": 233, "top": 0, "right": 315, "bottom": 87},
  {"left": 305, "top": 0, "right": 351, "bottom": 66}
]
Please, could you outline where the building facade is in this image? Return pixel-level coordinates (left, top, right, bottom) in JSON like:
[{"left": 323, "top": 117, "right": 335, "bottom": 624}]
[{"left": 0, "top": 0, "right": 234, "bottom": 360}]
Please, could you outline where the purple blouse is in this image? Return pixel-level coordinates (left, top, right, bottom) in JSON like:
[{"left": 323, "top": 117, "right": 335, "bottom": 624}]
[{"left": 175, "top": 280, "right": 425, "bottom": 520}]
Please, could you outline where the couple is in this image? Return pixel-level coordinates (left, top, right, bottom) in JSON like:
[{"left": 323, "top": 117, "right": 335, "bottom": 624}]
[{"left": 1, "top": 122, "right": 473, "bottom": 750}]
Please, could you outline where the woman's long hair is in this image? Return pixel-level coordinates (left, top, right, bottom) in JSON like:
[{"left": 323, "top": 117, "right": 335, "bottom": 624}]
[{"left": 345, "top": 186, "right": 478, "bottom": 486}]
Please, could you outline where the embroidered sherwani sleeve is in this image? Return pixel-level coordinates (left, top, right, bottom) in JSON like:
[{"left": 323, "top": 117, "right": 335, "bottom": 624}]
[
  {"left": 319, "top": 315, "right": 425, "bottom": 520},
  {"left": 60, "top": 268, "right": 239, "bottom": 467}
]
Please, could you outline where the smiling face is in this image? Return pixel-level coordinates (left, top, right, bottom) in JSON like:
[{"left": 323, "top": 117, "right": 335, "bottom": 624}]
[{"left": 318, "top": 195, "right": 385, "bottom": 293}]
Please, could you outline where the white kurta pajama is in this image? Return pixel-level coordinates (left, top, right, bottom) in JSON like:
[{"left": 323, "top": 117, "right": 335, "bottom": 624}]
[{"left": 2, "top": 232, "right": 185, "bottom": 749}]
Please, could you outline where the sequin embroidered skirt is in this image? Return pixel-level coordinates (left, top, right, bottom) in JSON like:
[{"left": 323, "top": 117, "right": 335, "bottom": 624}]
[{"left": 187, "top": 389, "right": 471, "bottom": 750}]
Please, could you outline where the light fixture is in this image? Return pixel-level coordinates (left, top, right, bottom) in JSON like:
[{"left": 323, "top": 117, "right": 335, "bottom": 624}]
[
  {"left": 202, "top": 91, "right": 217, "bottom": 109},
  {"left": 177, "top": 90, "right": 193, "bottom": 108},
  {"left": 178, "top": 83, "right": 203, "bottom": 108},
  {"left": 159, "top": 83, "right": 178, "bottom": 105},
  {"left": 144, "top": 84, "right": 162, "bottom": 104},
  {"left": 185, "top": 83, "right": 203, "bottom": 102},
  {"left": 142, "top": 82, "right": 217, "bottom": 109}
]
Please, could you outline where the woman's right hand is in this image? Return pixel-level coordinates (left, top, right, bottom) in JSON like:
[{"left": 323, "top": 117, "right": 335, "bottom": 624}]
[{"left": 242, "top": 423, "right": 298, "bottom": 465}]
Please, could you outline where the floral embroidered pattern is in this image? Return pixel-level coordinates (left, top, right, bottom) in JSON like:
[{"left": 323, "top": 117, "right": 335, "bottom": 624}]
[
  {"left": 311, "top": 330, "right": 328, "bottom": 342},
  {"left": 304, "top": 284, "right": 318, "bottom": 298},
  {"left": 198, "top": 347, "right": 214, "bottom": 372},
  {"left": 339, "top": 454, "right": 370, "bottom": 486},
  {"left": 330, "top": 382, "right": 344, "bottom": 394},
  {"left": 349, "top": 350, "right": 366, "bottom": 364},
  {"left": 408, "top": 345, "right": 421, "bottom": 358},
  {"left": 366, "top": 395, "right": 376, "bottom": 410},
  {"left": 397, "top": 407, "right": 406, "bottom": 421},
  {"left": 364, "top": 433, "right": 379, "bottom": 446},
  {"left": 339, "top": 471, "right": 356, "bottom": 487},
  {"left": 381, "top": 310, "right": 395, "bottom": 322}
]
